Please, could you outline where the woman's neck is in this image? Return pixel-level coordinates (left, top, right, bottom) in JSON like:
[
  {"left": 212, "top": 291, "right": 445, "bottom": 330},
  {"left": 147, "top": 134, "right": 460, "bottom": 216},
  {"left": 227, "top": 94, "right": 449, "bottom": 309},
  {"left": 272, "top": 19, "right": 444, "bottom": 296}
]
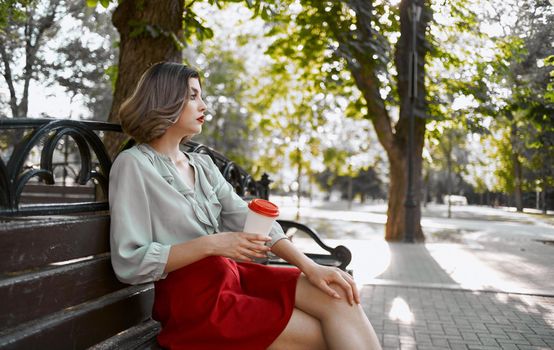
[{"left": 147, "top": 136, "right": 184, "bottom": 162}]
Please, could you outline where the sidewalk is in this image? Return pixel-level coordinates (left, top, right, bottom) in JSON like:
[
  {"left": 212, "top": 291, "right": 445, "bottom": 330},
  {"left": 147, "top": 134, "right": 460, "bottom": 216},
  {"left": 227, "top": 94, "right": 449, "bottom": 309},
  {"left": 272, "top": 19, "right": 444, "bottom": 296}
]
[{"left": 275, "top": 198, "right": 554, "bottom": 349}]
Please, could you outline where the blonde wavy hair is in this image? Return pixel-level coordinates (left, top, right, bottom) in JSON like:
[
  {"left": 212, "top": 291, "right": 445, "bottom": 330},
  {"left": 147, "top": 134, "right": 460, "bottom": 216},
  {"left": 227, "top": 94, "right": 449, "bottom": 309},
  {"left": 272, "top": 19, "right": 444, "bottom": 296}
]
[{"left": 118, "top": 62, "right": 201, "bottom": 144}]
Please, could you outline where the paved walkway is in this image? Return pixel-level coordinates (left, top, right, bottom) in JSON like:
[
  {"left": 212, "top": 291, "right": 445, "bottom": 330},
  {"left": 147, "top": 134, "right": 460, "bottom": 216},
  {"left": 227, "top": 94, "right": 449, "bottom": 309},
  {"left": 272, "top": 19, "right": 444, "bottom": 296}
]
[{"left": 275, "top": 198, "right": 554, "bottom": 349}]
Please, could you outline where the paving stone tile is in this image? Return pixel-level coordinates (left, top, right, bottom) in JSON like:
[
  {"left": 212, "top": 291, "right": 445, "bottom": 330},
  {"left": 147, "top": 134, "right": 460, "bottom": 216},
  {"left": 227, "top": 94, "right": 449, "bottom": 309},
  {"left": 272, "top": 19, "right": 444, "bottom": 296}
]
[
  {"left": 509, "top": 332, "right": 532, "bottom": 340},
  {"left": 497, "top": 338, "right": 532, "bottom": 346},
  {"left": 447, "top": 342, "right": 469, "bottom": 350},
  {"left": 476, "top": 335, "right": 500, "bottom": 347},
  {"left": 431, "top": 338, "right": 450, "bottom": 347},
  {"left": 398, "top": 334, "right": 417, "bottom": 342},
  {"left": 399, "top": 326, "right": 415, "bottom": 337},
  {"left": 470, "top": 323, "right": 489, "bottom": 331},
  {"left": 443, "top": 328, "right": 462, "bottom": 336},
  {"left": 414, "top": 332, "right": 433, "bottom": 344},
  {"left": 521, "top": 336, "right": 548, "bottom": 346},
  {"left": 384, "top": 334, "right": 401, "bottom": 347},
  {"left": 448, "top": 339, "right": 483, "bottom": 346},
  {"left": 531, "top": 327, "right": 554, "bottom": 336},
  {"left": 461, "top": 332, "right": 480, "bottom": 341}
]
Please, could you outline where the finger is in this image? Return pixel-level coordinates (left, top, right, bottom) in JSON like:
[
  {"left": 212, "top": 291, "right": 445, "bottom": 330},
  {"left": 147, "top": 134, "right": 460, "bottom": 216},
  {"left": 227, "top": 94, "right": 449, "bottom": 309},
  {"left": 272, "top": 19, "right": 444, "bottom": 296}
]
[
  {"left": 236, "top": 253, "right": 252, "bottom": 262},
  {"left": 245, "top": 241, "right": 271, "bottom": 252},
  {"left": 345, "top": 276, "right": 358, "bottom": 305},
  {"left": 242, "top": 232, "right": 271, "bottom": 245},
  {"left": 320, "top": 281, "right": 341, "bottom": 300},
  {"left": 340, "top": 271, "right": 360, "bottom": 304},
  {"left": 248, "top": 233, "right": 271, "bottom": 242},
  {"left": 247, "top": 248, "right": 269, "bottom": 258},
  {"left": 239, "top": 246, "right": 266, "bottom": 259},
  {"left": 334, "top": 273, "right": 354, "bottom": 306}
]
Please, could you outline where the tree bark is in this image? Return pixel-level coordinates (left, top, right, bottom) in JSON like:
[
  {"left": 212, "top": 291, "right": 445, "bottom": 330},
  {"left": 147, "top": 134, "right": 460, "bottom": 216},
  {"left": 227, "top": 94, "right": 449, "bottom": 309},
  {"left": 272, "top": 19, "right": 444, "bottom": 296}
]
[{"left": 105, "top": 0, "right": 183, "bottom": 156}]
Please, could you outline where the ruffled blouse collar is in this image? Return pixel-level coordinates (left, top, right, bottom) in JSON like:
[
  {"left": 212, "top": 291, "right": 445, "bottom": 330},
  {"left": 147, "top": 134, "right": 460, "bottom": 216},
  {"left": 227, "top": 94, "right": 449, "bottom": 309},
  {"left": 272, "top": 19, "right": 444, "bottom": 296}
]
[{"left": 136, "top": 143, "right": 221, "bottom": 232}]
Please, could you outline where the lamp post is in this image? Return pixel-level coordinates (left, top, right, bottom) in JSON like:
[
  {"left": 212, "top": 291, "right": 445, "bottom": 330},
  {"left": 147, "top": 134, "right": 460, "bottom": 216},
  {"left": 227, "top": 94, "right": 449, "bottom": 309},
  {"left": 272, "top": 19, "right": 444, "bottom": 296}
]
[{"left": 404, "top": 0, "right": 422, "bottom": 243}]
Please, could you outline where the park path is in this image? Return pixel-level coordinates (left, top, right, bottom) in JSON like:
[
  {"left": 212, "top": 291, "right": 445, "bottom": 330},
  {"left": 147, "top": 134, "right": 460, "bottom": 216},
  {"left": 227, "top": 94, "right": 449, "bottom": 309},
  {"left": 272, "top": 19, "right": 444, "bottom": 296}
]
[{"left": 274, "top": 197, "right": 554, "bottom": 349}]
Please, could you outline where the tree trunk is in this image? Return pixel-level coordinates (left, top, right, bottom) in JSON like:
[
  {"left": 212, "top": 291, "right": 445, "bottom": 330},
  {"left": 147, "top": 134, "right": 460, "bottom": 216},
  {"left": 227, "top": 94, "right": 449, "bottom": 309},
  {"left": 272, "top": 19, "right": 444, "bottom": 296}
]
[
  {"left": 507, "top": 112, "right": 523, "bottom": 212},
  {"left": 344, "top": 0, "right": 429, "bottom": 241},
  {"left": 542, "top": 175, "right": 547, "bottom": 214},
  {"left": 386, "top": 0, "right": 427, "bottom": 241},
  {"left": 347, "top": 176, "right": 353, "bottom": 210},
  {"left": 386, "top": 150, "right": 424, "bottom": 241},
  {"left": 447, "top": 146, "right": 452, "bottom": 219},
  {"left": 511, "top": 139, "right": 523, "bottom": 212},
  {"left": 295, "top": 150, "right": 302, "bottom": 221},
  {"left": 105, "top": 0, "right": 183, "bottom": 156}
]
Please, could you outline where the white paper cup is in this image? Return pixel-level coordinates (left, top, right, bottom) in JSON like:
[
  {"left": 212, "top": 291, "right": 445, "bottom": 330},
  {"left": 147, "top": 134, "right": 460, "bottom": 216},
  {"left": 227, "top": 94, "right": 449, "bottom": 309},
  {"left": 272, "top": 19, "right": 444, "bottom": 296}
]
[{"left": 243, "top": 199, "right": 279, "bottom": 235}]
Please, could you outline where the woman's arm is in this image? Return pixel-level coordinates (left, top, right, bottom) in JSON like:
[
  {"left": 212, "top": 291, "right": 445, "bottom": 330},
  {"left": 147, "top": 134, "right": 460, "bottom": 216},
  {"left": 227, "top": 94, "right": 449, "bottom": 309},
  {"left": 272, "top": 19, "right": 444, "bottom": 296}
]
[
  {"left": 270, "top": 238, "right": 360, "bottom": 305},
  {"left": 199, "top": 155, "right": 288, "bottom": 247},
  {"left": 164, "top": 232, "right": 271, "bottom": 274}
]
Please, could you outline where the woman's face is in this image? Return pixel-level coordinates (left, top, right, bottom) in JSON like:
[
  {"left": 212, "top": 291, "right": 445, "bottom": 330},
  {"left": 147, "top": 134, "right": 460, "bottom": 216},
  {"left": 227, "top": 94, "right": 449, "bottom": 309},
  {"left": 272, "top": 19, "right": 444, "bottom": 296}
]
[{"left": 172, "top": 78, "right": 207, "bottom": 137}]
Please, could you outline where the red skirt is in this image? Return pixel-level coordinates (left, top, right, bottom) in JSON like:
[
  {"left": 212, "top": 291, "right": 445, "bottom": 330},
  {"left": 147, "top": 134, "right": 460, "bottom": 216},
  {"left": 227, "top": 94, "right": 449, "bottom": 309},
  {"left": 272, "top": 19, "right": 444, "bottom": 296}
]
[{"left": 152, "top": 256, "right": 301, "bottom": 350}]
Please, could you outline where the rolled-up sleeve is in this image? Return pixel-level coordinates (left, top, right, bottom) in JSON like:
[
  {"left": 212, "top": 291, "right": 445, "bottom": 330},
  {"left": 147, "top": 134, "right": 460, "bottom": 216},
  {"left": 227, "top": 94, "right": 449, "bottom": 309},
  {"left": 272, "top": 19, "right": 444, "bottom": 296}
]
[
  {"left": 109, "top": 153, "right": 171, "bottom": 284},
  {"left": 203, "top": 156, "right": 287, "bottom": 247}
]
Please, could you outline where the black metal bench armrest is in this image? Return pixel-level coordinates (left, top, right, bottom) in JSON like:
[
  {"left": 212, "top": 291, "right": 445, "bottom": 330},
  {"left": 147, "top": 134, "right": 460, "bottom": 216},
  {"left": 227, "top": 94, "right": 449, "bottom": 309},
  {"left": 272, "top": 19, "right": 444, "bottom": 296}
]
[{"left": 276, "top": 220, "right": 352, "bottom": 271}]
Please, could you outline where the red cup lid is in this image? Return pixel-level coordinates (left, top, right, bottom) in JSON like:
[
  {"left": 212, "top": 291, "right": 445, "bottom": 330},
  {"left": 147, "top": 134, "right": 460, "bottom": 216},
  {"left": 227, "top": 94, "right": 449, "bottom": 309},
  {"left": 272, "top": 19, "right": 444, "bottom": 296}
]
[{"left": 248, "top": 199, "right": 279, "bottom": 218}]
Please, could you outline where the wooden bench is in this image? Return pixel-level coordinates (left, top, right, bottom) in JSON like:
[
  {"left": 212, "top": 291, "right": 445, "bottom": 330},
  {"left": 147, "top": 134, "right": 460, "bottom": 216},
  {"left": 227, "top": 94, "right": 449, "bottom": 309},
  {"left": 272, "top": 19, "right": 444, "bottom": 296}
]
[{"left": 0, "top": 119, "right": 351, "bottom": 349}]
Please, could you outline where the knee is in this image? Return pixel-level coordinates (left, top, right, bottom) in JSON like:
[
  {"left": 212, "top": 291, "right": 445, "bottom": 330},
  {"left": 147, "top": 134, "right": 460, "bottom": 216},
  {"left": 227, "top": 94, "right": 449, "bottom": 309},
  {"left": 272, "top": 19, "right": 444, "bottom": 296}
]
[
  {"left": 296, "top": 274, "right": 358, "bottom": 320},
  {"left": 318, "top": 282, "right": 358, "bottom": 318},
  {"left": 328, "top": 282, "right": 350, "bottom": 301}
]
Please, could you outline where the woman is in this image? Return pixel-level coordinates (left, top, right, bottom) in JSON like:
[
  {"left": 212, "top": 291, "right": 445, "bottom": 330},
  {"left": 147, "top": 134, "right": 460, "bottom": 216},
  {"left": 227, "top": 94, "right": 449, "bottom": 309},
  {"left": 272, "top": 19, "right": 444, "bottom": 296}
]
[{"left": 109, "top": 62, "right": 381, "bottom": 350}]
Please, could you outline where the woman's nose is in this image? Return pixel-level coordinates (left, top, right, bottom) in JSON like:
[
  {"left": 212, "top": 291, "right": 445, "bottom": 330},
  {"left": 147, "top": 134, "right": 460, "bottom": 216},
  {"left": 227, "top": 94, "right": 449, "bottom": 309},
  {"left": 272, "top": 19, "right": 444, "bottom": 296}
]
[{"left": 199, "top": 99, "right": 207, "bottom": 111}]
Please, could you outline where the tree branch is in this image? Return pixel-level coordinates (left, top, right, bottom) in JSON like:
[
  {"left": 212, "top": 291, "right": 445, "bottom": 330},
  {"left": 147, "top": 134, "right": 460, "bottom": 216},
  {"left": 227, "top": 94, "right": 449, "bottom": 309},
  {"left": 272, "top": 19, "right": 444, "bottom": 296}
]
[{"left": 0, "top": 44, "right": 19, "bottom": 117}]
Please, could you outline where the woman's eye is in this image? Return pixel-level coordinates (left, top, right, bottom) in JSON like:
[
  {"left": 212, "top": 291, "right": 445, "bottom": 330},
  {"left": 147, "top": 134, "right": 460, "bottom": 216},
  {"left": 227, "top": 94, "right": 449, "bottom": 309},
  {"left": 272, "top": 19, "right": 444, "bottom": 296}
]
[{"left": 190, "top": 94, "right": 197, "bottom": 100}]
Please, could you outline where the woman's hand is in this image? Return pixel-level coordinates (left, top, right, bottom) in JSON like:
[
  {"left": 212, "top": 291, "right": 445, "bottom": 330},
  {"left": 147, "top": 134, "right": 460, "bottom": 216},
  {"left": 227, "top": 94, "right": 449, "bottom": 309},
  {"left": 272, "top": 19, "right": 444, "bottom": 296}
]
[
  {"left": 209, "top": 232, "right": 271, "bottom": 262},
  {"left": 304, "top": 264, "right": 360, "bottom": 305}
]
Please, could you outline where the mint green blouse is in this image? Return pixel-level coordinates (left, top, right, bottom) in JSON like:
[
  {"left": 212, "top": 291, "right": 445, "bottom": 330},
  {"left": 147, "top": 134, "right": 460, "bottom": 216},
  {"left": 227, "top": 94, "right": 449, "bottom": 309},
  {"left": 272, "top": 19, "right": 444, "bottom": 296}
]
[{"left": 109, "top": 144, "right": 287, "bottom": 285}]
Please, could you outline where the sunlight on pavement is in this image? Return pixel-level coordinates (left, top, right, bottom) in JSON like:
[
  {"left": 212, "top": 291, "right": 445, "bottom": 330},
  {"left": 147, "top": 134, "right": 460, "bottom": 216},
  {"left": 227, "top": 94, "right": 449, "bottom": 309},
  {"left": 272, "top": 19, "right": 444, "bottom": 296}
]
[
  {"left": 426, "top": 243, "right": 529, "bottom": 292},
  {"left": 388, "top": 297, "right": 414, "bottom": 324},
  {"left": 346, "top": 239, "right": 392, "bottom": 285}
]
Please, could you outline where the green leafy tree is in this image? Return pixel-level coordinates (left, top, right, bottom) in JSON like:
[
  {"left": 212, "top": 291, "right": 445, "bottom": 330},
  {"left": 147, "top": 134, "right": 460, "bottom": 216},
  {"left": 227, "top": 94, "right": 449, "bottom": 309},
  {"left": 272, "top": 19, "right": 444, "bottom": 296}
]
[
  {"left": 260, "top": 0, "right": 433, "bottom": 241},
  {"left": 426, "top": 120, "right": 469, "bottom": 217},
  {"left": 248, "top": 61, "right": 326, "bottom": 213},
  {"left": 478, "top": 0, "right": 553, "bottom": 211},
  {"left": 183, "top": 44, "right": 254, "bottom": 167},
  {"left": 94, "top": 0, "right": 270, "bottom": 155},
  {"left": 0, "top": 0, "right": 117, "bottom": 120},
  {"left": 0, "top": 0, "right": 68, "bottom": 118}
]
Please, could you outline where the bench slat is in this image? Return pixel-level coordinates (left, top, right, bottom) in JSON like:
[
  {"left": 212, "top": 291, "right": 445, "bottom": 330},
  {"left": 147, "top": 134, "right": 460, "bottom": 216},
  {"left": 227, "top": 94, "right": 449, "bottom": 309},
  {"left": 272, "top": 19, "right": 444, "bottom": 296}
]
[
  {"left": 19, "top": 195, "right": 97, "bottom": 204},
  {"left": 0, "top": 284, "right": 154, "bottom": 350},
  {"left": 0, "top": 255, "right": 126, "bottom": 329},
  {"left": 21, "top": 184, "right": 97, "bottom": 194},
  {"left": 89, "top": 319, "right": 162, "bottom": 350},
  {"left": 0, "top": 215, "right": 110, "bottom": 273}
]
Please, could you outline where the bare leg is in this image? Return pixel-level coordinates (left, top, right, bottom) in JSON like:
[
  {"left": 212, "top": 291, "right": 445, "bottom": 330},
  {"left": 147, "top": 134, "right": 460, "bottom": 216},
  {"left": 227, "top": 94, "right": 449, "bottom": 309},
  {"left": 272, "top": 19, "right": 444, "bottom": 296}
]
[
  {"left": 268, "top": 307, "right": 328, "bottom": 350},
  {"left": 295, "top": 274, "right": 382, "bottom": 350}
]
